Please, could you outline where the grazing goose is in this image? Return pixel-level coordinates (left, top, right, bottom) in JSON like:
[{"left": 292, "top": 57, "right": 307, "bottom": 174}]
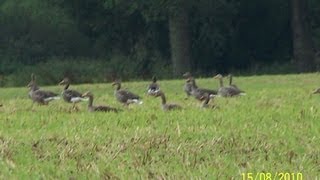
[
  {"left": 182, "top": 72, "right": 195, "bottom": 99},
  {"left": 82, "top": 91, "right": 119, "bottom": 112},
  {"left": 59, "top": 78, "right": 87, "bottom": 108},
  {"left": 147, "top": 76, "right": 160, "bottom": 95},
  {"left": 27, "top": 74, "right": 60, "bottom": 105},
  {"left": 213, "top": 74, "right": 245, "bottom": 97},
  {"left": 112, "top": 80, "right": 142, "bottom": 106},
  {"left": 153, "top": 90, "right": 181, "bottom": 111}
]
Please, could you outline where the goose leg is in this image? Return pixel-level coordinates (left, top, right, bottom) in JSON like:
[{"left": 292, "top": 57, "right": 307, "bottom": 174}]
[{"left": 72, "top": 103, "right": 79, "bottom": 111}]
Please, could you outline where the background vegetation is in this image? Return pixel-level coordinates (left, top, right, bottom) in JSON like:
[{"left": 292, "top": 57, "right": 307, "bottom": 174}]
[{"left": 1, "top": 0, "right": 320, "bottom": 86}]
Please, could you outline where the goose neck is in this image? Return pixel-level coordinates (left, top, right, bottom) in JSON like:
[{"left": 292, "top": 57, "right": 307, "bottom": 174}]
[
  {"left": 159, "top": 93, "right": 166, "bottom": 105},
  {"left": 219, "top": 78, "right": 224, "bottom": 87},
  {"left": 87, "top": 95, "right": 93, "bottom": 107},
  {"left": 64, "top": 83, "right": 70, "bottom": 90}
]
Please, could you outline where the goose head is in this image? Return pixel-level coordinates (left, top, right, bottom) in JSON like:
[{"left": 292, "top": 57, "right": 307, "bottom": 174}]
[
  {"left": 213, "top": 74, "right": 223, "bottom": 79},
  {"left": 152, "top": 76, "right": 157, "bottom": 83},
  {"left": 27, "top": 73, "right": 39, "bottom": 90},
  {"left": 182, "top": 72, "right": 192, "bottom": 79},
  {"left": 82, "top": 91, "right": 93, "bottom": 98},
  {"left": 111, "top": 80, "right": 121, "bottom": 86},
  {"left": 58, "top": 78, "right": 70, "bottom": 85},
  {"left": 312, "top": 88, "right": 320, "bottom": 94}
]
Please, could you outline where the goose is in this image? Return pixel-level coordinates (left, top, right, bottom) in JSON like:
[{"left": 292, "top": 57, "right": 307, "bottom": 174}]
[
  {"left": 182, "top": 72, "right": 195, "bottom": 99},
  {"left": 59, "top": 78, "right": 87, "bottom": 109},
  {"left": 213, "top": 74, "right": 245, "bottom": 97},
  {"left": 147, "top": 76, "right": 160, "bottom": 95},
  {"left": 153, "top": 90, "right": 181, "bottom": 111},
  {"left": 82, "top": 91, "right": 120, "bottom": 112},
  {"left": 112, "top": 80, "right": 142, "bottom": 106},
  {"left": 27, "top": 74, "right": 60, "bottom": 105},
  {"left": 186, "top": 77, "right": 214, "bottom": 107},
  {"left": 187, "top": 77, "right": 217, "bottom": 99}
]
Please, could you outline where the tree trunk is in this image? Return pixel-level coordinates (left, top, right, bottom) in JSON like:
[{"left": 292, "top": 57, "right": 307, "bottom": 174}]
[
  {"left": 291, "top": 0, "right": 315, "bottom": 72},
  {"left": 168, "top": 7, "right": 192, "bottom": 77}
]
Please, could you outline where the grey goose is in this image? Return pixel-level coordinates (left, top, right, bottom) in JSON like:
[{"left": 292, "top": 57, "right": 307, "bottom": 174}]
[
  {"left": 59, "top": 78, "right": 87, "bottom": 108},
  {"left": 82, "top": 91, "right": 120, "bottom": 112},
  {"left": 112, "top": 80, "right": 142, "bottom": 106},
  {"left": 153, "top": 90, "right": 181, "bottom": 111},
  {"left": 147, "top": 76, "right": 160, "bottom": 95},
  {"left": 27, "top": 74, "right": 60, "bottom": 105},
  {"left": 182, "top": 72, "right": 195, "bottom": 99},
  {"left": 213, "top": 74, "right": 245, "bottom": 97}
]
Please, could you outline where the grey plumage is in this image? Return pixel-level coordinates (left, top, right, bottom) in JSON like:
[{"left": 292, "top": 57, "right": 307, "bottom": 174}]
[
  {"left": 27, "top": 74, "right": 60, "bottom": 105},
  {"left": 147, "top": 76, "right": 160, "bottom": 95},
  {"left": 183, "top": 72, "right": 196, "bottom": 98},
  {"left": 59, "top": 78, "right": 87, "bottom": 107},
  {"left": 112, "top": 80, "right": 142, "bottom": 105},
  {"left": 153, "top": 90, "right": 181, "bottom": 111},
  {"left": 187, "top": 78, "right": 215, "bottom": 107},
  {"left": 82, "top": 91, "right": 120, "bottom": 112},
  {"left": 213, "top": 74, "right": 245, "bottom": 97}
]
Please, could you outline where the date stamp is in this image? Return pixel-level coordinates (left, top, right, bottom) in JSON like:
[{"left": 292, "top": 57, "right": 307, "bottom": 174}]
[{"left": 241, "top": 172, "right": 303, "bottom": 180}]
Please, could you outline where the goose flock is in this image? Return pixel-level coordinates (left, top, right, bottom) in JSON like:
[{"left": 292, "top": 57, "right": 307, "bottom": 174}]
[{"left": 23, "top": 73, "right": 247, "bottom": 112}]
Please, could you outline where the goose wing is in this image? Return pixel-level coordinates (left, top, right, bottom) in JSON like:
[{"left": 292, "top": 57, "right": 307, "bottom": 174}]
[
  {"left": 94, "top": 105, "right": 119, "bottom": 112},
  {"left": 117, "top": 89, "right": 140, "bottom": 100},
  {"left": 64, "top": 89, "right": 82, "bottom": 98},
  {"left": 148, "top": 82, "right": 160, "bottom": 94}
]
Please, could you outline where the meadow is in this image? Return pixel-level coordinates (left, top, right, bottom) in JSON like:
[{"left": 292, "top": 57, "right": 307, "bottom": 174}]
[{"left": 0, "top": 73, "right": 319, "bottom": 179}]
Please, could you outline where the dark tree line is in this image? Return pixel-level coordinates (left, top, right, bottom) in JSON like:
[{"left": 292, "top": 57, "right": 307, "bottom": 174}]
[{"left": 0, "top": 0, "right": 320, "bottom": 86}]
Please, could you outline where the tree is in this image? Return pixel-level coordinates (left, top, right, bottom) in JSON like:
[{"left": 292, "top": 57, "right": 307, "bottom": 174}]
[
  {"left": 168, "top": 2, "right": 192, "bottom": 76},
  {"left": 291, "top": 0, "right": 315, "bottom": 72}
]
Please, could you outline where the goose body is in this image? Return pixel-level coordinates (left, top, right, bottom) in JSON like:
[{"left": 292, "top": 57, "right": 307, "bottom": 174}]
[
  {"left": 183, "top": 72, "right": 195, "bottom": 98},
  {"left": 59, "top": 78, "right": 87, "bottom": 104},
  {"left": 147, "top": 76, "right": 160, "bottom": 95},
  {"left": 112, "top": 81, "right": 142, "bottom": 105},
  {"left": 154, "top": 91, "right": 181, "bottom": 111},
  {"left": 187, "top": 78, "right": 215, "bottom": 107},
  {"left": 188, "top": 78, "right": 217, "bottom": 99},
  {"left": 214, "top": 74, "right": 245, "bottom": 97},
  {"left": 82, "top": 92, "right": 119, "bottom": 112},
  {"left": 27, "top": 74, "right": 60, "bottom": 105}
]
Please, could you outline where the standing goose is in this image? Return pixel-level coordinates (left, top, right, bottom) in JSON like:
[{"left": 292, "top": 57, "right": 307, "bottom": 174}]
[
  {"left": 59, "top": 78, "right": 87, "bottom": 109},
  {"left": 147, "top": 76, "right": 160, "bottom": 95},
  {"left": 27, "top": 74, "right": 60, "bottom": 105},
  {"left": 187, "top": 77, "right": 213, "bottom": 108},
  {"left": 182, "top": 72, "right": 195, "bottom": 99},
  {"left": 153, "top": 90, "right": 181, "bottom": 111},
  {"left": 82, "top": 91, "right": 120, "bottom": 112},
  {"left": 213, "top": 74, "right": 244, "bottom": 97},
  {"left": 112, "top": 80, "right": 142, "bottom": 106}
]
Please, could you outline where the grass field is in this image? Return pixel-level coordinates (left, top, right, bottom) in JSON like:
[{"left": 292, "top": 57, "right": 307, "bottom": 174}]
[{"left": 0, "top": 73, "right": 320, "bottom": 179}]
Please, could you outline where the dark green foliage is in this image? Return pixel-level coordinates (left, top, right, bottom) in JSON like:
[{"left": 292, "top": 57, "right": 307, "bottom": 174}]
[{"left": 0, "top": 0, "right": 320, "bottom": 86}]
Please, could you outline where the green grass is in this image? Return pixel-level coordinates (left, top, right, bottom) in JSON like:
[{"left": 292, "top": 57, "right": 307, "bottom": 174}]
[{"left": 0, "top": 73, "right": 320, "bottom": 179}]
